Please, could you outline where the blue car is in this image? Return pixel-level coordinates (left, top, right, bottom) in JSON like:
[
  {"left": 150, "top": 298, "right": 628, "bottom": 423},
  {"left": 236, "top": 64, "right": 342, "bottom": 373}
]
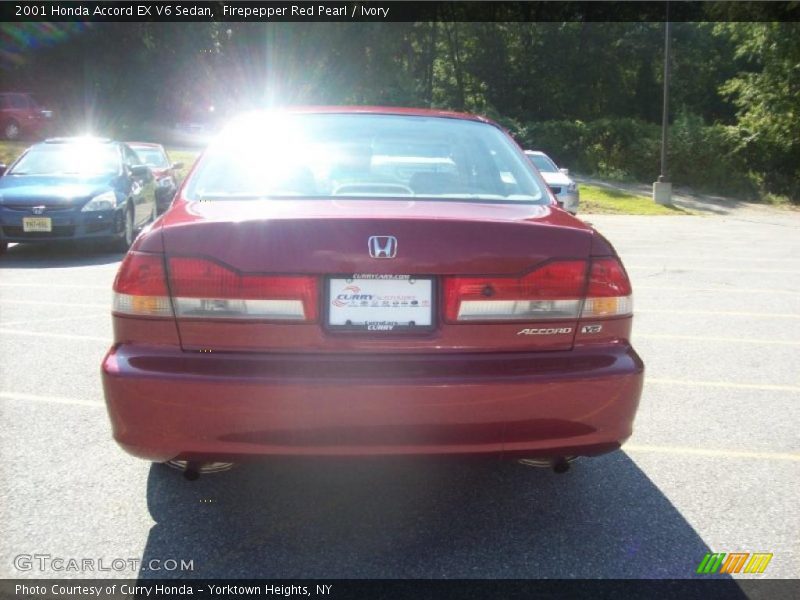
[{"left": 0, "top": 137, "right": 157, "bottom": 255}]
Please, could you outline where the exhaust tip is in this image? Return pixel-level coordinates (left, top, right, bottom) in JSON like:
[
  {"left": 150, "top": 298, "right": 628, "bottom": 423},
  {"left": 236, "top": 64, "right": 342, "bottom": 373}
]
[
  {"left": 518, "top": 456, "right": 576, "bottom": 473},
  {"left": 166, "top": 460, "right": 234, "bottom": 480},
  {"left": 552, "top": 457, "right": 571, "bottom": 474}
]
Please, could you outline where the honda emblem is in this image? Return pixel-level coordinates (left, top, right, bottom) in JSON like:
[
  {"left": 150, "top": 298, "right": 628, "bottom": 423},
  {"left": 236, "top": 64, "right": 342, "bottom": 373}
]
[
  {"left": 31, "top": 206, "right": 46, "bottom": 215},
  {"left": 368, "top": 236, "right": 397, "bottom": 259}
]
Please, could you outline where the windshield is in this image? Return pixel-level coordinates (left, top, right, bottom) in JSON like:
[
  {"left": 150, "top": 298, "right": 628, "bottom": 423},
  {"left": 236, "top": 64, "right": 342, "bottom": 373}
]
[
  {"left": 131, "top": 146, "right": 169, "bottom": 168},
  {"left": 185, "top": 113, "right": 546, "bottom": 203},
  {"left": 527, "top": 153, "right": 559, "bottom": 173},
  {"left": 9, "top": 143, "right": 119, "bottom": 176}
]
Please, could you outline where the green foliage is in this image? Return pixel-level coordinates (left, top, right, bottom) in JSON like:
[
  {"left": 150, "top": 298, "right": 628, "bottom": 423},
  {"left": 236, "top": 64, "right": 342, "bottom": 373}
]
[
  {"left": 2, "top": 21, "right": 797, "bottom": 203},
  {"left": 513, "top": 114, "right": 759, "bottom": 198}
]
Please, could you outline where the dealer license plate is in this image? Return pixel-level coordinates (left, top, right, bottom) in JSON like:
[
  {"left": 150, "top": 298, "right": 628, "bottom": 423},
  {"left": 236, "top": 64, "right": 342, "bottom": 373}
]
[
  {"left": 328, "top": 275, "right": 433, "bottom": 331},
  {"left": 22, "top": 217, "right": 52, "bottom": 232}
]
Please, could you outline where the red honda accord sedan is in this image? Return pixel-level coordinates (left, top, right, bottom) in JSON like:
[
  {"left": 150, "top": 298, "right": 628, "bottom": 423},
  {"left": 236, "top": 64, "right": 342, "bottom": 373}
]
[{"left": 101, "top": 107, "right": 643, "bottom": 476}]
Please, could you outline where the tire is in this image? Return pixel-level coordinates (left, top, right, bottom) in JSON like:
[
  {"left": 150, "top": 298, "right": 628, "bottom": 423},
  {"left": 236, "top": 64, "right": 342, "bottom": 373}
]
[
  {"left": 3, "top": 120, "right": 21, "bottom": 140},
  {"left": 114, "top": 206, "right": 135, "bottom": 252},
  {"left": 0, "top": 241, "right": 7, "bottom": 256}
]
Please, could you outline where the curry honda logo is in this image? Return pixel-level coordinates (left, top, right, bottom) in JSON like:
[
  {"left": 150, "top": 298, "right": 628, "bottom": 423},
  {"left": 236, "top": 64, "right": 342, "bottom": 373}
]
[
  {"left": 695, "top": 552, "right": 773, "bottom": 574},
  {"left": 332, "top": 285, "right": 374, "bottom": 307},
  {"left": 517, "top": 327, "right": 573, "bottom": 335},
  {"left": 31, "top": 206, "right": 46, "bottom": 215},
  {"left": 368, "top": 236, "right": 397, "bottom": 259}
]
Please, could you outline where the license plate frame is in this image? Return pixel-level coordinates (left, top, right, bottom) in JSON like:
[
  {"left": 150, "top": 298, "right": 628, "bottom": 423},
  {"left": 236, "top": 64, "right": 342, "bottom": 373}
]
[
  {"left": 22, "top": 217, "right": 53, "bottom": 232},
  {"left": 326, "top": 275, "right": 435, "bottom": 332}
]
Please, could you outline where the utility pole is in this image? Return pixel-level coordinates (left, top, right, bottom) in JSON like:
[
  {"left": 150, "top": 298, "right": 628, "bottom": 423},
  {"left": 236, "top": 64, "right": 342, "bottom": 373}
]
[{"left": 653, "top": 9, "right": 672, "bottom": 205}]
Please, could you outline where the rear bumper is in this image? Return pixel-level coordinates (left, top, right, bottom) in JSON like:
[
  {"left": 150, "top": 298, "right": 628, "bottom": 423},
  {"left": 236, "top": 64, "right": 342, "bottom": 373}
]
[
  {"left": 556, "top": 190, "right": 580, "bottom": 214},
  {"left": 102, "top": 344, "right": 644, "bottom": 462}
]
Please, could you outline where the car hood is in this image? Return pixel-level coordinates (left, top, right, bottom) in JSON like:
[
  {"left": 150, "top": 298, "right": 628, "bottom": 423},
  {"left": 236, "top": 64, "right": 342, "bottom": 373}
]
[
  {"left": 539, "top": 172, "right": 574, "bottom": 187},
  {"left": 0, "top": 175, "right": 114, "bottom": 206}
]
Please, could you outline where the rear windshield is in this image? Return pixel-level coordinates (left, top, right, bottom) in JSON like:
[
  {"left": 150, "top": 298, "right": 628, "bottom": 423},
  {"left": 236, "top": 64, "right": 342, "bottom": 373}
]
[
  {"left": 131, "top": 146, "right": 169, "bottom": 168},
  {"left": 8, "top": 143, "right": 120, "bottom": 176},
  {"left": 185, "top": 113, "right": 546, "bottom": 203},
  {"left": 527, "top": 153, "right": 559, "bottom": 173}
]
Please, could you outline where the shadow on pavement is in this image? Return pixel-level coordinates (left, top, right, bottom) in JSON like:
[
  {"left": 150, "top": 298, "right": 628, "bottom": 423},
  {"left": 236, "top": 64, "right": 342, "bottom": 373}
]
[
  {"left": 140, "top": 452, "right": 738, "bottom": 580},
  {"left": 0, "top": 240, "right": 124, "bottom": 268}
]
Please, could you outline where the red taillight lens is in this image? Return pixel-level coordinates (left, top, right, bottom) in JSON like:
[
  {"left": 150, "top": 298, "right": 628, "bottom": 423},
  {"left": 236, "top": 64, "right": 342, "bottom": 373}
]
[
  {"left": 112, "top": 252, "right": 173, "bottom": 317},
  {"left": 582, "top": 257, "right": 633, "bottom": 318},
  {"left": 444, "top": 260, "right": 587, "bottom": 321},
  {"left": 587, "top": 258, "right": 632, "bottom": 297},
  {"left": 167, "top": 257, "right": 318, "bottom": 321}
]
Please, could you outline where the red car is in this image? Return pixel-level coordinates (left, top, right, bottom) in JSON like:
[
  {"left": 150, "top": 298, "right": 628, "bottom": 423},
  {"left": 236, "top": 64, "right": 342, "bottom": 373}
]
[
  {"left": 127, "top": 142, "right": 183, "bottom": 214},
  {"left": 0, "top": 92, "right": 53, "bottom": 140},
  {"left": 101, "top": 107, "right": 643, "bottom": 478}
]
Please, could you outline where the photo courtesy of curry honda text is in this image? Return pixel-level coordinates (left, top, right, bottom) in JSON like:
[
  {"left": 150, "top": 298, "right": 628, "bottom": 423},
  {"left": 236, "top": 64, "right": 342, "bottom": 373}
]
[{"left": 101, "top": 107, "right": 644, "bottom": 478}]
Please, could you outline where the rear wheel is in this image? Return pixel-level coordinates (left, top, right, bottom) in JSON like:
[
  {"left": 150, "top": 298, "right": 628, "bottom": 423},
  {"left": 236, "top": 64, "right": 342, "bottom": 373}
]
[{"left": 3, "top": 120, "right": 20, "bottom": 140}]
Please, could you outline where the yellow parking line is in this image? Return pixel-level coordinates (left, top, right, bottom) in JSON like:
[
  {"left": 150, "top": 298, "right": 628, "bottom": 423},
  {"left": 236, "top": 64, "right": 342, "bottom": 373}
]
[
  {"left": 0, "top": 282, "right": 108, "bottom": 290},
  {"left": 627, "top": 265, "right": 800, "bottom": 274},
  {"left": 636, "top": 308, "right": 800, "bottom": 319},
  {"left": 625, "top": 444, "right": 800, "bottom": 462},
  {"left": 647, "top": 378, "right": 800, "bottom": 393},
  {"left": 637, "top": 333, "right": 800, "bottom": 346},
  {"left": 0, "top": 328, "right": 107, "bottom": 343},
  {"left": 1, "top": 313, "right": 108, "bottom": 327},
  {"left": 0, "top": 299, "right": 109, "bottom": 309},
  {"left": 0, "top": 391, "right": 102, "bottom": 408},
  {"left": 635, "top": 285, "right": 799, "bottom": 295},
  {"left": 622, "top": 254, "right": 800, "bottom": 263}
]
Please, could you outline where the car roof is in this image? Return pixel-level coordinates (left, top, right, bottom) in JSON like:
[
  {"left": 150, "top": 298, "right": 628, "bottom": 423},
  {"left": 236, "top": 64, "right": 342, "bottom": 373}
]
[
  {"left": 524, "top": 150, "right": 548, "bottom": 156},
  {"left": 126, "top": 142, "right": 164, "bottom": 149},
  {"left": 44, "top": 137, "right": 114, "bottom": 144},
  {"left": 275, "top": 106, "right": 496, "bottom": 125}
]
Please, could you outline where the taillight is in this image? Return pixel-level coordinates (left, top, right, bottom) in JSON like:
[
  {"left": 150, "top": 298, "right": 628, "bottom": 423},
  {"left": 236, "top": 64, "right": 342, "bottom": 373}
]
[
  {"left": 168, "top": 257, "right": 317, "bottom": 321},
  {"left": 112, "top": 252, "right": 173, "bottom": 317},
  {"left": 582, "top": 258, "right": 633, "bottom": 318},
  {"left": 444, "top": 260, "right": 587, "bottom": 321},
  {"left": 443, "top": 257, "right": 632, "bottom": 322}
]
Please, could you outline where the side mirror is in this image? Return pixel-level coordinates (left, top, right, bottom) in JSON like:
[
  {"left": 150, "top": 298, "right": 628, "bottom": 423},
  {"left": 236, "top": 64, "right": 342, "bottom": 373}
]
[
  {"left": 130, "top": 165, "right": 151, "bottom": 178},
  {"left": 559, "top": 168, "right": 570, "bottom": 176},
  {"left": 172, "top": 162, "right": 184, "bottom": 170},
  {"left": 0, "top": 164, "right": 6, "bottom": 176}
]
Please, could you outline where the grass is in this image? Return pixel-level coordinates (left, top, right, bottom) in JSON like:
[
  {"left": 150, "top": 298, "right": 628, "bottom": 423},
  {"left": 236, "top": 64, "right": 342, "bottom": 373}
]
[
  {"left": 164, "top": 147, "right": 201, "bottom": 180},
  {"left": 579, "top": 183, "right": 692, "bottom": 215},
  {"left": 0, "top": 141, "right": 29, "bottom": 166}
]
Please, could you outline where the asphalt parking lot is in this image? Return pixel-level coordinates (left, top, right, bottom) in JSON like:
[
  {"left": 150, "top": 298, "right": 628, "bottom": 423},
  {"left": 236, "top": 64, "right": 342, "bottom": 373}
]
[{"left": 0, "top": 209, "right": 798, "bottom": 580}]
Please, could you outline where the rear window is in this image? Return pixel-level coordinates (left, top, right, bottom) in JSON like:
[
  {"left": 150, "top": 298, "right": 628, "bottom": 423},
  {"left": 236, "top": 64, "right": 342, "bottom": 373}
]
[
  {"left": 131, "top": 146, "right": 169, "bottom": 168},
  {"left": 527, "top": 153, "right": 559, "bottom": 173},
  {"left": 185, "top": 113, "right": 546, "bottom": 203}
]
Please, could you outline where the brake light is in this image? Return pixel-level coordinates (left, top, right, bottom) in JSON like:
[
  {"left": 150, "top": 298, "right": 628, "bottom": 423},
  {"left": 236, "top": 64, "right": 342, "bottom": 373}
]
[
  {"left": 444, "top": 260, "right": 587, "bottom": 321},
  {"left": 582, "top": 258, "right": 633, "bottom": 318},
  {"left": 443, "top": 257, "right": 632, "bottom": 322},
  {"left": 168, "top": 257, "right": 317, "bottom": 321},
  {"left": 112, "top": 252, "right": 173, "bottom": 317}
]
